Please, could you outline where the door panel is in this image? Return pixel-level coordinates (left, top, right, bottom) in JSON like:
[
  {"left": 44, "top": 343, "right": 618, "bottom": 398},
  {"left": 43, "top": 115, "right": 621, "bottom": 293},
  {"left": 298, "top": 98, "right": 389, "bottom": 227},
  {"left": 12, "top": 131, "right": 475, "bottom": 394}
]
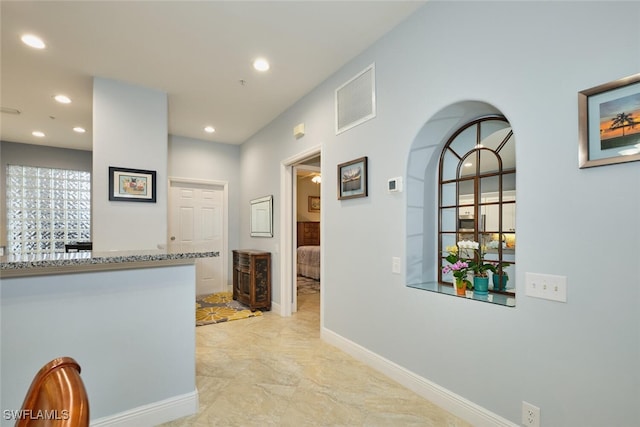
[{"left": 169, "top": 182, "right": 225, "bottom": 296}]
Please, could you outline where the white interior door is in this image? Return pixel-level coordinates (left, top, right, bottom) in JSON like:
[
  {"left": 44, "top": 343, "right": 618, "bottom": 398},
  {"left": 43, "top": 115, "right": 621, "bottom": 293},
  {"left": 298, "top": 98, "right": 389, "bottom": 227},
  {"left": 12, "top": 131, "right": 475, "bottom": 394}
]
[{"left": 169, "top": 180, "right": 226, "bottom": 297}]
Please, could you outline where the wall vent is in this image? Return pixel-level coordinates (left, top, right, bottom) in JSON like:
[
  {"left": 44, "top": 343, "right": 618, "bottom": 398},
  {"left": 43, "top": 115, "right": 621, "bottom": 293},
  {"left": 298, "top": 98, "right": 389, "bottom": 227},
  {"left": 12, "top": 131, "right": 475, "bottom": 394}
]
[{"left": 335, "top": 63, "right": 376, "bottom": 135}]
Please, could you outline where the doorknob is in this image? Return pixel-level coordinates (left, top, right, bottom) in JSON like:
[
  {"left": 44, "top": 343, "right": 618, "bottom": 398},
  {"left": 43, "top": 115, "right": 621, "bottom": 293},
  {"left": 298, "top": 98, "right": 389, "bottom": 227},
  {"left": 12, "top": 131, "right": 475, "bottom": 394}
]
[{"left": 170, "top": 236, "right": 176, "bottom": 241}]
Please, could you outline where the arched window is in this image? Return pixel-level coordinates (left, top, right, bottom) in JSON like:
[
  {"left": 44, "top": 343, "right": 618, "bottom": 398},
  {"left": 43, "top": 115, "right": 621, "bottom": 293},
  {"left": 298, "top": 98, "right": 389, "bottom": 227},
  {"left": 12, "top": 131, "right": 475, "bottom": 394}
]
[{"left": 438, "top": 115, "right": 516, "bottom": 297}]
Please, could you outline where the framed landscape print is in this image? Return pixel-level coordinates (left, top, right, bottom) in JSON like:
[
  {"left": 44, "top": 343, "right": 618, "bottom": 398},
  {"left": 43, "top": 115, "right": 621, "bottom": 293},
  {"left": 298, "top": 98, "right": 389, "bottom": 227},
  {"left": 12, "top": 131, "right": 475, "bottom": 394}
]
[
  {"left": 109, "top": 166, "right": 157, "bottom": 202},
  {"left": 578, "top": 73, "right": 640, "bottom": 168},
  {"left": 337, "top": 156, "right": 368, "bottom": 200}
]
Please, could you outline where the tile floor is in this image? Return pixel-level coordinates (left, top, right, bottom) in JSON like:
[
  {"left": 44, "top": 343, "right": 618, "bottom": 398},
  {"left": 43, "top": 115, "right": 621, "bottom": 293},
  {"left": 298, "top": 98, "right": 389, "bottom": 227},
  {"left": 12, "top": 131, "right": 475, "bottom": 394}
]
[{"left": 160, "top": 286, "right": 470, "bottom": 426}]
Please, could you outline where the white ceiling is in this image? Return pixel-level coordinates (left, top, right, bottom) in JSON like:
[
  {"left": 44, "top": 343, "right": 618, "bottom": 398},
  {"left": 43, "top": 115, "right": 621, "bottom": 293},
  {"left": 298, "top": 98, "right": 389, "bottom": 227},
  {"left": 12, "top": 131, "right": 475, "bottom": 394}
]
[{"left": 1, "top": 1, "right": 424, "bottom": 151}]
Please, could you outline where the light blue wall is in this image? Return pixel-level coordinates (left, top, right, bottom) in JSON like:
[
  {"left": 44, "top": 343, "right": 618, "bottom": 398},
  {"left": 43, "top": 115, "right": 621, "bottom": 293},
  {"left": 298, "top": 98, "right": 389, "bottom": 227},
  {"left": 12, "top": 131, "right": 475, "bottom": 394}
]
[
  {"left": 92, "top": 77, "right": 168, "bottom": 251},
  {"left": 239, "top": 2, "right": 640, "bottom": 425},
  {"left": 1, "top": 265, "right": 196, "bottom": 425}
]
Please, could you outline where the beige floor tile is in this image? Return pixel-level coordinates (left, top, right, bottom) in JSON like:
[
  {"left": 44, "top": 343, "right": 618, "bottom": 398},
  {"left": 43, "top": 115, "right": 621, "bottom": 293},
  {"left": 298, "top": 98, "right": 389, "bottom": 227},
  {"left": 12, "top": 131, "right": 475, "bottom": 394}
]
[{"left": 159, "top": 287, "right": 470, "bottom": 426}]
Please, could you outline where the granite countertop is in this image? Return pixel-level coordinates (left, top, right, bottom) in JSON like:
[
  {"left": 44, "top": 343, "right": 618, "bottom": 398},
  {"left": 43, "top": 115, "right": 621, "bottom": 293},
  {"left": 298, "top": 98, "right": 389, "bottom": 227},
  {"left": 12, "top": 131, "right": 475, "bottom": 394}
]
[{"left": 0, "top": 248, "right": 219, "bottom": 277}]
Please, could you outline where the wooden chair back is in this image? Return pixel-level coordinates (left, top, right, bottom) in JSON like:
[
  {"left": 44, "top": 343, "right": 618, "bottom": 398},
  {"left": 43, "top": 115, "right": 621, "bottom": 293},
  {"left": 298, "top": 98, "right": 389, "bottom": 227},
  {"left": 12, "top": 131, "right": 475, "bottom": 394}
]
[{"left": 15, "top": 357, "right": 89, "bottom": 427}]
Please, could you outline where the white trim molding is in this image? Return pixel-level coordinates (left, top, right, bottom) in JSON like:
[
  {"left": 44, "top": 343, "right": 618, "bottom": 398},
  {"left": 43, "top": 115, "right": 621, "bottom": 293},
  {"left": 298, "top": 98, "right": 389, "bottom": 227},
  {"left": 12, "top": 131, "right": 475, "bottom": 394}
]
[
  {"left": 321, "top": 328, "right": 517, "bottom": 427},
  {"left": 90, "top": 390, "right": 198, "bottom": 427}
]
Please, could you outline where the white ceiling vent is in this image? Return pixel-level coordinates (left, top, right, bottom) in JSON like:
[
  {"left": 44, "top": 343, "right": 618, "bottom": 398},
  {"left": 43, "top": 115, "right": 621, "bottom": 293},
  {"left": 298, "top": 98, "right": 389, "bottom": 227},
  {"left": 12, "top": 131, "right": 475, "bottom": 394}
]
[{"left": 335, "top": 63, "right": 376, "bottom": 135}]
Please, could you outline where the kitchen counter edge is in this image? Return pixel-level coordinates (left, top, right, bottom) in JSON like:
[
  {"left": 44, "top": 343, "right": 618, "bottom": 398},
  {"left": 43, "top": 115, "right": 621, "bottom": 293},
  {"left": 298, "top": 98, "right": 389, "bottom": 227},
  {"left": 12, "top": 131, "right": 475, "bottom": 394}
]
[{"left": 0, "top": 250, "right": 219, "bottom": 278}]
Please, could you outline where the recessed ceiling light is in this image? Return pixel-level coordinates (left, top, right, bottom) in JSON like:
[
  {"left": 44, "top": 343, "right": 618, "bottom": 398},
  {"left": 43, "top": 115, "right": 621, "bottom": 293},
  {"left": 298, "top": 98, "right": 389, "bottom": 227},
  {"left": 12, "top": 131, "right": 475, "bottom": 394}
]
[
  {"left": 253, "top": 58, "right": 270, "bottom": 72},
  {"left": 54, "top": 95, "right": 71, "bottom": 104},
  {"left": 73, "top": 127, "right": 86, "bottom": 133},
  {"left": 32, "top": 131, "right": 45, "bottom": 137},
  {"left": 21, "top": 34, "right": 46, "bottom": 49},
  {"left": 204, "top": 126, "right": 215, "bottom": 133}
]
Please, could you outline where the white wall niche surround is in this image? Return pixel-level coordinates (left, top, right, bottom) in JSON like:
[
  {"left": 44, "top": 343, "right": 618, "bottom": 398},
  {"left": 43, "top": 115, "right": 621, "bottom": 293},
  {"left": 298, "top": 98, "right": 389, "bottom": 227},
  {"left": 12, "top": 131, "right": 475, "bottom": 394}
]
[{"left": 406, "top": 100, "right": 516, "bottom": 307}]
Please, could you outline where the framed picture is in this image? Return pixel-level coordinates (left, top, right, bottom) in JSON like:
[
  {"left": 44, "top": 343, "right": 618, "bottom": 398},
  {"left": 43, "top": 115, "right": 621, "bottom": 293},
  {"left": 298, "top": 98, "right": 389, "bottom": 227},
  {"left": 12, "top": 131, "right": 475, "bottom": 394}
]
[
  {"left": 578, "top": 73, "right": 640, "bottom": 168},
  {"left": 308, "top": 196, "right": 320, "bottom": 212},
  {"left": 337, "top": 156, "right": 368, "bottom": 200},
  {"left": 108, "top": 166, "right": 157, "bottom": 202}
]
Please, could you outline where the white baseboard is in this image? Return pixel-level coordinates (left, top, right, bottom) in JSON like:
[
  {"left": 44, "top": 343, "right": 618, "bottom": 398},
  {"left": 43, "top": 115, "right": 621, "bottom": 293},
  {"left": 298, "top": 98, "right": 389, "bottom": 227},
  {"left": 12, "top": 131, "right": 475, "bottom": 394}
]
[
  {"left": 90, "top": 389, "right": 198, "bottom": 427},
  {"left": 271, "top": 301, "right": 282, "bottom": 316},
  {"left": 320, "top": 328, "right": 517, "bottom": 427}
]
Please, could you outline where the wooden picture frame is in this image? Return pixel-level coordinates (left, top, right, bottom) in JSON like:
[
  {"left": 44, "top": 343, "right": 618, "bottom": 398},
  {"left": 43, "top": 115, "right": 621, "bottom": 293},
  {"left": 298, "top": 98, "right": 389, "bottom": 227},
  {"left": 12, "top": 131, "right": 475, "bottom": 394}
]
[
  {"left": 578, "top": 73, "right": 640, "bottom": 168},
  {"left": 308, "top": 196, "right": 320, "bottom": 212},
  {"left": 108, "top": 166, "right": 156, "bottom": 202},
  {"left": 337, "top": 156, "right": 368, "bottom": 200}
]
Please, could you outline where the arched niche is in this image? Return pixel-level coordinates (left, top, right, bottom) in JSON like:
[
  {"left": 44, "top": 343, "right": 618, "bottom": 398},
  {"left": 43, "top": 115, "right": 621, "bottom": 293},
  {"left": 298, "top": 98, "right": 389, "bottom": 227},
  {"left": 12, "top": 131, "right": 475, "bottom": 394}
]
[{"left": 406, "top": 100, "right": 515, "bottom": 306}]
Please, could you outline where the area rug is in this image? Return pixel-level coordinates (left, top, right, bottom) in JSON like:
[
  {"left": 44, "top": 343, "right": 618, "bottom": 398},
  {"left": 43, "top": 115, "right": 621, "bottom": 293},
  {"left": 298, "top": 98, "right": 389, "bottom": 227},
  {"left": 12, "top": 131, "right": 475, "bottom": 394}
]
[
  {"left": 195, "top": 291, "right": 262, "bottom": 326},
  {"left": 297, "top": 276, "right": 320, "bottom": 295}
]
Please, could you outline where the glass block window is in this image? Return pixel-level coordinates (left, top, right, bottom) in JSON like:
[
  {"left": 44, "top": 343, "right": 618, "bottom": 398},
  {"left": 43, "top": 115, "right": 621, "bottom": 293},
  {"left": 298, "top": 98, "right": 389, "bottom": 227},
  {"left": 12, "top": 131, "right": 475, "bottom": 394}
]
[{"left": 6, "top": 165, "right": 91, "bottom": 255}]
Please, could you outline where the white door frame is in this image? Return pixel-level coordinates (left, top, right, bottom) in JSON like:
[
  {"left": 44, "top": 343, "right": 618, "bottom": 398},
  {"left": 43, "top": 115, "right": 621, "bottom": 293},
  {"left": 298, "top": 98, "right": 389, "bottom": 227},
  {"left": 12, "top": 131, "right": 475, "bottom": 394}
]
[
  {"left": 168, "top": 176, "right": 229, "bottom": 290},
  {"left": 279, "top": 145, "right": 321, "bottom": 317}
]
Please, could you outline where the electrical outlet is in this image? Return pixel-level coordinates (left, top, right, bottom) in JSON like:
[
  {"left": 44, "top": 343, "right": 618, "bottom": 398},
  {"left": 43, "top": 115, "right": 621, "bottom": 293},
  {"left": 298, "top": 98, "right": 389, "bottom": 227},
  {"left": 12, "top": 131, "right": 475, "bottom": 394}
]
[{"left": 522, "top": 401, "right": 540, "bottom": 427}]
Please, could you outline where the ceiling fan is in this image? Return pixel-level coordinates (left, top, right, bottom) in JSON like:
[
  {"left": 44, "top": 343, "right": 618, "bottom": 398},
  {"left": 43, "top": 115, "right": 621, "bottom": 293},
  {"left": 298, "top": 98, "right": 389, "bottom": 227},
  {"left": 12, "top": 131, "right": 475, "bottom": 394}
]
[{"left": 297, "top": 171, "right": 322, "bottom": 183}]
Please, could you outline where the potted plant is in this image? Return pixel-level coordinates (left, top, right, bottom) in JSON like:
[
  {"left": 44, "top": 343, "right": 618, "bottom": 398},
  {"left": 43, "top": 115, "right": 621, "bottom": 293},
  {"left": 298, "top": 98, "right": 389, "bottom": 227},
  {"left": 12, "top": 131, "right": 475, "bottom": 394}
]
[
  {"left": 490, "top": 261, "right": 511, "bottom": 291},
  {"left": 458, "top": 240, "right": 496, "bottom": 295},
  {"left": 442, "top": 244, "right": 471, "bottom": 296}
]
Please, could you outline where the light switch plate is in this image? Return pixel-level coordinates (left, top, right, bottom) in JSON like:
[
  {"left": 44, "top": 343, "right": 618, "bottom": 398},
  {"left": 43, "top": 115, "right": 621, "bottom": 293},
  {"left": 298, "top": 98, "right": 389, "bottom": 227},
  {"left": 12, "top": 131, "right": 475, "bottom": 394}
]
[
  {"left": 392, "top": 257, "right": 401, "bottom": 274},
  {"left": 525, "top": 272, "right": 567, "bottom": 302}
]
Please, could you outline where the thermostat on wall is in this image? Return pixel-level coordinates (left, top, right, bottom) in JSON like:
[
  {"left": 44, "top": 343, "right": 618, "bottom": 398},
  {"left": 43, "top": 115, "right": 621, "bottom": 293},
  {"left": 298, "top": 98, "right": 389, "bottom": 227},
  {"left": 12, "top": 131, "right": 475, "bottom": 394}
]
[{"left": 388, "top": 177, "right": 403, "bottom": 193}]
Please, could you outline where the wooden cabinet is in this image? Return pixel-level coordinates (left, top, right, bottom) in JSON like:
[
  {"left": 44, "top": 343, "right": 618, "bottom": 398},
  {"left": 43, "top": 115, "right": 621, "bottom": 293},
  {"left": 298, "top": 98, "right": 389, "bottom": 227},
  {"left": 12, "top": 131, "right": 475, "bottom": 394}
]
[
  {"left": 232, "top": 250, "right": 271, "bottom": 311},
  {"left": 297, "top": 221, "right": 320, "bottom": 247}
]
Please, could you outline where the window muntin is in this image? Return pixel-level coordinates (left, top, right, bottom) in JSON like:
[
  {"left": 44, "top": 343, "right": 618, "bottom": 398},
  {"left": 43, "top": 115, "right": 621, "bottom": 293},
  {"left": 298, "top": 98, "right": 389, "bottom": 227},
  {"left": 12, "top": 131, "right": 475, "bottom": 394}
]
[
  {"left": 438, "top": 116, "right": 516, "bottom": 293},
  {"left": 6, "top": 165, "right": 91, "bottom": 255}
]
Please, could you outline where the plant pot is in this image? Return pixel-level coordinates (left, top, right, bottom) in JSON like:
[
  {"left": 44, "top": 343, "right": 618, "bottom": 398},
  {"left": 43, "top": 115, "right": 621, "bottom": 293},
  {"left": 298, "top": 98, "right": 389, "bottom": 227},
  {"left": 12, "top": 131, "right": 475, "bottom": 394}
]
[
  {"left": 473, "top": 276, "right": 489, "bottom": 295},
  {"left": 492, "top": 274, "right": 508, "bottom": 291},
  {"left": 455, "top": 279, "right": 467, "bottom": 296}
]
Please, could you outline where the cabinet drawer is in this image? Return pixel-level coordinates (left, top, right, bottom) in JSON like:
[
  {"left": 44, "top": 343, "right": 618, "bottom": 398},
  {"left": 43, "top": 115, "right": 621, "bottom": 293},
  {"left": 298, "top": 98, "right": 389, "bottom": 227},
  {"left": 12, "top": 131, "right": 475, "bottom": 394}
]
[{"left": 238, "top": 254, "right": 250, "bottom": 268}]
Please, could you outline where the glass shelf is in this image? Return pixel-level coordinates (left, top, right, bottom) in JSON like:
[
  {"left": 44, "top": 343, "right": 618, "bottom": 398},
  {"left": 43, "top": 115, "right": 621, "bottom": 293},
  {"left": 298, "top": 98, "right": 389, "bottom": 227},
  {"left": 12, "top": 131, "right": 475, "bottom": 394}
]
[{"left": 407, "top": 281, "right": 516, "bottom": 307}]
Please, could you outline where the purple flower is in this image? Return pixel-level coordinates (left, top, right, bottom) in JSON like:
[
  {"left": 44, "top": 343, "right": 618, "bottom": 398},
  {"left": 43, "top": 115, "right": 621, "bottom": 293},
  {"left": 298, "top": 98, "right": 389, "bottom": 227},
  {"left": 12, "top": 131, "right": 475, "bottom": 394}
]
[{"left": 451, "top": 261, "right": 468, "bottom": 271}]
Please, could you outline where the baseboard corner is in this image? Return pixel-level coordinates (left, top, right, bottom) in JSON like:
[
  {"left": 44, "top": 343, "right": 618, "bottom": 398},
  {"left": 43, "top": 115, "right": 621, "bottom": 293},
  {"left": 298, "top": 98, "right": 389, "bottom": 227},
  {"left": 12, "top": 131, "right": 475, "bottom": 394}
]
[
  {"left": 320, "top": 327, "right": 516, "bottom": 427},
  {"left": 90, "top": 389, "right": 198, "bottom": 427}
]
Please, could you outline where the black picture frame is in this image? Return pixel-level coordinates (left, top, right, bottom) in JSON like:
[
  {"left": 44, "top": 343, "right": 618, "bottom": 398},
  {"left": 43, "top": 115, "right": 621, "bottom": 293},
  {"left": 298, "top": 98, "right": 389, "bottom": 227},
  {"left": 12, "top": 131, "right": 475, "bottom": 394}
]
[
  {"left": 108, "top": 166, "right": 157, "bottom": 203},
  {"left": 578, "top": 73, "right": 640, "bottom": 168},
  {"left": 337, "top": 156, "right": 368, "bottom": 200}
]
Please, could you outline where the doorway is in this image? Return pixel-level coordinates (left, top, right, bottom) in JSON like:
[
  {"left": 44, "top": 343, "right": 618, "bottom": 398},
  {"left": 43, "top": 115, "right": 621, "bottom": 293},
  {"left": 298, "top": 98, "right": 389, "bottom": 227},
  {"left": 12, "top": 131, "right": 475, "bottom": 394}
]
[
  {"left": 168, "top": 178, "right": 228, "bottom": 297},
  {"left": 293, "top": 161, "right": 321, "bottom": 312},
  {"left": 279, "top": 146, "right": 321, "bottom": 317}
]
